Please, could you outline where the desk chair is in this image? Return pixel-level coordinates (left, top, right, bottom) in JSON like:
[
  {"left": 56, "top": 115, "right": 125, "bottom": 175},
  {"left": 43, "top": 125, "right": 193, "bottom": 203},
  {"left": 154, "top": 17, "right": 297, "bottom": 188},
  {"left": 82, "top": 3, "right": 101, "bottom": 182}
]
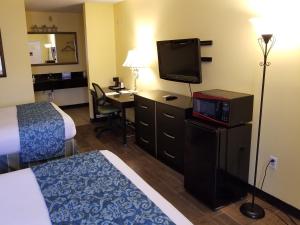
[{"left": 91, "top": 83, "right": 120, "bottom": 138}]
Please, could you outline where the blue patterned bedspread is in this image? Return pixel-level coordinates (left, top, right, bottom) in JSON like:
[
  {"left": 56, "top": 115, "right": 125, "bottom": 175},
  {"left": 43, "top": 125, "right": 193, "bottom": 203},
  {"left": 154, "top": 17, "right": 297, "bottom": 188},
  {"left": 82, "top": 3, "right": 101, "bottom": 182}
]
[
  {"left": 17, "top": 102, "right": 65, "bottom": 163},
  {"left": 32, "top": 151, "right": 176, "bottom": 225}
]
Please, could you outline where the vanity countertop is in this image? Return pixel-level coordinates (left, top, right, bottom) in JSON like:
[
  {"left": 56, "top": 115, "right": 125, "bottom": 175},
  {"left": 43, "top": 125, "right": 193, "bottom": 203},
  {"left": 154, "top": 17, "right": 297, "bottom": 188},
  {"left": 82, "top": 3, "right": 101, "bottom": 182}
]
[{"left": 33, "top": 71, "right": 87, "bottom": 91}]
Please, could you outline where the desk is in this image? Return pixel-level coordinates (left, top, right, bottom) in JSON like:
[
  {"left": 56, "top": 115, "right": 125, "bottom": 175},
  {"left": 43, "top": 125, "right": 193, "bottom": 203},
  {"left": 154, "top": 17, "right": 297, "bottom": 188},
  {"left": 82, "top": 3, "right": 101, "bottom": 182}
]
[{"left": 103, "top": 89, "right": 135, "bottom": 145}]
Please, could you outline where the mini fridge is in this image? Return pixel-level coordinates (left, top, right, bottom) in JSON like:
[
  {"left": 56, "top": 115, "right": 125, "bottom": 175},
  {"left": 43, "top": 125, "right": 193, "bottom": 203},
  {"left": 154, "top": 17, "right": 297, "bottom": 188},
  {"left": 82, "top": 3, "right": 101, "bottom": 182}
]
[{"left": 184, "top": 119, "right": 252, "bottom": 210}]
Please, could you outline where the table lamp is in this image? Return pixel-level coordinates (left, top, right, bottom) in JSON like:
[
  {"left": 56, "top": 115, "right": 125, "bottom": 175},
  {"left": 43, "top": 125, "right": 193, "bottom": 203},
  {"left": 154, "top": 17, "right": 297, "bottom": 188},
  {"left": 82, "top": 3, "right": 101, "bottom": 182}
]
[{"left": 123, "top": 49, "right": 145, "bottom": 91}]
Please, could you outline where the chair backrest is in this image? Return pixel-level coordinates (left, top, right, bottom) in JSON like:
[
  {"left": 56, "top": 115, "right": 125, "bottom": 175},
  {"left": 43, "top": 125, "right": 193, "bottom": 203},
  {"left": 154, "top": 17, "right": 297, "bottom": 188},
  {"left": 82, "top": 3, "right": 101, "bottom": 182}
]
[
  {"left": 92, "top": 83, "right": 106, "bottom": 106},
  {"left": 90, "top": 89, "right": 98, "bottom": 116}
]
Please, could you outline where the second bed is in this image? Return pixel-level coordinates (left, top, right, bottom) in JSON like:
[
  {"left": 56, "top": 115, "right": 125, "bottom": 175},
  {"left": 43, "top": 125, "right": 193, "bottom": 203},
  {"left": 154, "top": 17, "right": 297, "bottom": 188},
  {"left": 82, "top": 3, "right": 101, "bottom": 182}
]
[
  {"left": 0, "top": 150, "right": 193, "bottom": 225},
  {"left": 0, "top": 102, "right": 76, "bottom": 172}
]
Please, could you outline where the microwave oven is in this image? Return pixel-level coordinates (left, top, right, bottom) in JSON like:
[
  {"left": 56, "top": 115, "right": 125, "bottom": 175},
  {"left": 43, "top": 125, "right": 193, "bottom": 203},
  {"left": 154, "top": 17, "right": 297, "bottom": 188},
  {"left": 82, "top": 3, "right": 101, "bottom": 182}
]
[{"left": 192, "top": 89, "right": 254, "bottom": 126}]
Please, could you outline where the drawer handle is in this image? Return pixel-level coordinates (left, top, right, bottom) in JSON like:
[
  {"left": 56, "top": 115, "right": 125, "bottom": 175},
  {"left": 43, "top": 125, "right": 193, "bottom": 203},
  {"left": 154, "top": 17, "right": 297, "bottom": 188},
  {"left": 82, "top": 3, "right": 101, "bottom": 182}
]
[
  {"left": 140, "top": 137, "right": 149, "bottom": 144},
  {"left": 163, "top": 113, "right": 175, "bottom": 119},
  {"left": 139, "top": 105, "right": 148, "bottom": 109},
  {"left": 164, "top": 151, "right": 175, "bottom": 159},
  {"left": 163, "top": 132, "right": 175, "bottom": 140},
  {"left": 139, "top": 121, "right": 149, "bottom": 127}
]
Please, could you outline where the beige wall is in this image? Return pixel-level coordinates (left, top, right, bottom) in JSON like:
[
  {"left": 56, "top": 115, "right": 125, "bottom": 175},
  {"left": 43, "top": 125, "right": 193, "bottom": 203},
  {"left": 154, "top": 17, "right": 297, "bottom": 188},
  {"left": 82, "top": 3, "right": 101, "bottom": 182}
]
[
  {"left": 114, "top": 0, "right": 300, "bottom": 209},
  {"left": 26, "top": 11, "right": 86, "bottom": 74},
  {"left": 84, "top": 3, "right": 117, "bottom": 118},
  {"left": 0, "top": 0, "right": 34, "bottom": 107},
  {"left": 26, "top": 11, "right": 88, "bottom": 106},
  {"left": 83, "top": 3, "right": 116, "bottom": 88}
]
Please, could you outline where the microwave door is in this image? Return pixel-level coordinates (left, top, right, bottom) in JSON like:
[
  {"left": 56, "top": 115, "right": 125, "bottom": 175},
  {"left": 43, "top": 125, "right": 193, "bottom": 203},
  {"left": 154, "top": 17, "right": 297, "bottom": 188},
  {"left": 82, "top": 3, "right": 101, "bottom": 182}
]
[{"left": 200, "top": 100, "right": 217, "bottom": 118}]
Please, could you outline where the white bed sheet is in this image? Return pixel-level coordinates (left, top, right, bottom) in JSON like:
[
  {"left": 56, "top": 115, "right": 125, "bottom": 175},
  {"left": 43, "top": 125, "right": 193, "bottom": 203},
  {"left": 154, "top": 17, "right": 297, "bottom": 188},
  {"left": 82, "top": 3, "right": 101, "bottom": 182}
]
[
  {"left": 0, "top": 168, "right": 51, "bottom": 225},
  {"left": 101, "top": 150, "right": 193, "bottom": 225},
  {"left": 0, "top": 102, "right": 76, "bottom": 155},
  {"left": 0, "top": 150, "right": 193, "bottom": 225}
]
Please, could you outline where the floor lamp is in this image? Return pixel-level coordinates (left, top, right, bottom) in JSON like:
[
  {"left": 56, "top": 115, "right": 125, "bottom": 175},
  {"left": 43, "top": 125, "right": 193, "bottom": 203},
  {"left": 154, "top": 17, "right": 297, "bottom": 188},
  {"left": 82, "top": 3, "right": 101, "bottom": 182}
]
[{"left": 240, "top": 34, "right": 275, "bottom": 219}]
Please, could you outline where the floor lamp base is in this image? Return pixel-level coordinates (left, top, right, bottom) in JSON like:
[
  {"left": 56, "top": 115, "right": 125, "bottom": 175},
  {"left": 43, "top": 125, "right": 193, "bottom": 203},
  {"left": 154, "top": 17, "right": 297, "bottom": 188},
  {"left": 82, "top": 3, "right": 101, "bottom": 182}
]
[{"left": 240, "top": 202, "right": 265, "bottom": 219}]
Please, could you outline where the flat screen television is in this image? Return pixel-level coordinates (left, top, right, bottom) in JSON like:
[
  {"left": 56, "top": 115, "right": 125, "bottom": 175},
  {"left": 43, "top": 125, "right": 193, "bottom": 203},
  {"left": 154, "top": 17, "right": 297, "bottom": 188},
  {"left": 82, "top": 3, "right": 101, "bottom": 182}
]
[{"left": 157, "top": 38, "right": 202, "bottom": 84}]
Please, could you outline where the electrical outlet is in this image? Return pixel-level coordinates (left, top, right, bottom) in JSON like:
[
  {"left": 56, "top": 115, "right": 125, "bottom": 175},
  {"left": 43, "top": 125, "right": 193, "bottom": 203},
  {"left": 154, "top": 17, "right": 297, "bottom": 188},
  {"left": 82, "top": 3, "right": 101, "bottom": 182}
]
[{"left": 270, "top": 155, "right": 278, "bottom": 169}]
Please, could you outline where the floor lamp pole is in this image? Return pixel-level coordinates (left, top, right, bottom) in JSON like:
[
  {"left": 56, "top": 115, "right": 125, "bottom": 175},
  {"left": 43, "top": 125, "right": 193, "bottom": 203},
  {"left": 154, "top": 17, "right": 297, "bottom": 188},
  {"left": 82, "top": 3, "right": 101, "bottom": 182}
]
[{"left": 240, "top": 34, "right": 275, "bottom": 219}]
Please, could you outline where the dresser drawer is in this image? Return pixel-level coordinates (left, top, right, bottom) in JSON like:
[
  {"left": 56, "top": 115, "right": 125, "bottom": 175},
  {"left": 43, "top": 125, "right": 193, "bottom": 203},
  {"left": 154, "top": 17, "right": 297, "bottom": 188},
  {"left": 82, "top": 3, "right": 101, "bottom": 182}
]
[
  {"left": 157, "top": 128, "right": 184, "bottom": 172},
  {"left": 135, "top": 95, "right": 155, "bottom": 115},
  {"left": 156, "top": 103, "right": 185, "bottom": 137},
  {"left": 157, "top": 130, "right": 179, "bottom": 160},
  {"left": 156, "top": 103, "right": 185, "bottom": 172},
  {"left": 136, "top": 120, "right": 155, "bottom": 141},
  {"left": 136, "top": 125, "right": 155, "bottom": 156},
  {"left": 135, "top": 95, "right": 155, "bottom": 126}
]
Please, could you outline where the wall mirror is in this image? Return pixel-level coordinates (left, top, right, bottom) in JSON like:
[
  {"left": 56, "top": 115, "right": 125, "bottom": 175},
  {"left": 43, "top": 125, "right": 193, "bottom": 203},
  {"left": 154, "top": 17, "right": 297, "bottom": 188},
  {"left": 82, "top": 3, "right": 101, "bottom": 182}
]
[
  {"left": 28, "top": 32, "right": 78, "bottom": 66},
  {"left": 0, "top": 30, "right": 7, "bottom": 78}
]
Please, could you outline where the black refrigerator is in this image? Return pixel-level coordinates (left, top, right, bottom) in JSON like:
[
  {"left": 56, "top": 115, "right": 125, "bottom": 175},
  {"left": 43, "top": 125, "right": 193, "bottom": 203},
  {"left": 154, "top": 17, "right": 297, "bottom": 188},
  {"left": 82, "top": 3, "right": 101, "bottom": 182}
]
[{"left": 184, "top": 119, "right": 252, "bottom": 210}]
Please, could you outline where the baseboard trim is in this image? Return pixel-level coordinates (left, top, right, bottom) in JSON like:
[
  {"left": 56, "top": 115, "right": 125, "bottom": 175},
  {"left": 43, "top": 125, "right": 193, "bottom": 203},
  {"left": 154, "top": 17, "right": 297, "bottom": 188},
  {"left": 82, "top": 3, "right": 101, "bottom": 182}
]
[
  {"left": 60, "top": 103, "right": 89, "bottom": 109},
  {"left": 247, "top": 184, "right": 300, "bottom": 219}
]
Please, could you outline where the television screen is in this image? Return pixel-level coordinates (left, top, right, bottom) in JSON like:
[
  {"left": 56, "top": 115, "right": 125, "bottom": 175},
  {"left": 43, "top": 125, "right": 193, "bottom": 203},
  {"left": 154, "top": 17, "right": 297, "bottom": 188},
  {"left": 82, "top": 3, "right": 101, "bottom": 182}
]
[{"left": 157, "top": 38, "right": 202, "bottom": 84}]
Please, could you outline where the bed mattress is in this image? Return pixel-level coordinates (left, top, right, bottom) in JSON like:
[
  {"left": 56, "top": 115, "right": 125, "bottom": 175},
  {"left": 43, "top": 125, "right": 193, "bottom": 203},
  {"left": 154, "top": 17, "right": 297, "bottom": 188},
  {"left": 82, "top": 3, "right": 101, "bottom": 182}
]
[
  {"left": 0, "top": 150, "right": 192, "bottom": 225},
  {"left": 0, "top": 102, "right": 76, "bottom": 155}
]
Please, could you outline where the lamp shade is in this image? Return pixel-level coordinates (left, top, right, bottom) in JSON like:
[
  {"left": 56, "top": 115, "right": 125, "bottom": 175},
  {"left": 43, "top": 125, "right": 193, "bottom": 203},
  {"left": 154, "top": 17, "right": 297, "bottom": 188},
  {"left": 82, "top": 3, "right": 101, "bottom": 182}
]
[
  {"left": 250, "top": 17, "right": 274, "bottom": 36},
  {"left": 122, "top": 50, "right": 145, "bottom": 69},
  {"left": 44, "top": 43, "right": 53, "bottom": 49}
]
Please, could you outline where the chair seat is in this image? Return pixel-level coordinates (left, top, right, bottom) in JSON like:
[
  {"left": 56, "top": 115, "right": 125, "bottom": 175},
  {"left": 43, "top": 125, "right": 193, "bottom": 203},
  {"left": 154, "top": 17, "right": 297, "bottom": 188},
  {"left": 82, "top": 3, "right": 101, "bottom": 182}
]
[{"left": 98, "top": 104, "right": 120, "bottom": 115}]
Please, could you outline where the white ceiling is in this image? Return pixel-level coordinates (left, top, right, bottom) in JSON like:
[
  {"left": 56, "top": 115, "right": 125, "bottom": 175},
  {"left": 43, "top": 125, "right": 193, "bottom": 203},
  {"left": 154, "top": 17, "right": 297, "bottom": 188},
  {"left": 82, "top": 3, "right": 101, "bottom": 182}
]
[{"left": 25, "top": 0, "right": 122, "bottom": 12}]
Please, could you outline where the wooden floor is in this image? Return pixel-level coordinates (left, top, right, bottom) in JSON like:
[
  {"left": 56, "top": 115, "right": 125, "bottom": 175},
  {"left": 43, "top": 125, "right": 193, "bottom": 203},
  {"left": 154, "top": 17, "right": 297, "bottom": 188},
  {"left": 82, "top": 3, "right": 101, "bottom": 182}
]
[{"left": 64, "top": 106, "right": 299, "bottom": 225}]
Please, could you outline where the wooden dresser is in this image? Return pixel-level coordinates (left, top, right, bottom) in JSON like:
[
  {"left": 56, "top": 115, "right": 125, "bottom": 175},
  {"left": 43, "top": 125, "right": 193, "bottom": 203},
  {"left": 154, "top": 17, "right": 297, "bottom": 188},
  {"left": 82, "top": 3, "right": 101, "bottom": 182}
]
[{"left": 134, "top": 90, "right": 192, "bottom": 173}]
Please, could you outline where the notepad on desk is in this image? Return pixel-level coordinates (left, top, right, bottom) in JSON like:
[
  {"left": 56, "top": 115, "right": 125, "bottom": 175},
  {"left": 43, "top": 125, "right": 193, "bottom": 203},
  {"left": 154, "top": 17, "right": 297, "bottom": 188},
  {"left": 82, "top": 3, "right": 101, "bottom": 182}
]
[
  {"left": 119, "top": 90, "right": 138, "bottom": 94},
  {"left": 106, "top": 92, "right": 119, "bottom": 96}
]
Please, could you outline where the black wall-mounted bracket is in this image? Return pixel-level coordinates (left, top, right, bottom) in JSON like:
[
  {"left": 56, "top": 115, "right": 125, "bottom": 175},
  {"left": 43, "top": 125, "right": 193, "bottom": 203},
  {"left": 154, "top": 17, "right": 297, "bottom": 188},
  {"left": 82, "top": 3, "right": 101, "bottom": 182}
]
[
  {"left": 200, "top": 40, "right": 213, "bottom": 62},
  {"left": 201, "top": 57, "right": 212, "bottom": 62},
  {"left": 200, "top": 40, "right": 213, "bottom": 46}
]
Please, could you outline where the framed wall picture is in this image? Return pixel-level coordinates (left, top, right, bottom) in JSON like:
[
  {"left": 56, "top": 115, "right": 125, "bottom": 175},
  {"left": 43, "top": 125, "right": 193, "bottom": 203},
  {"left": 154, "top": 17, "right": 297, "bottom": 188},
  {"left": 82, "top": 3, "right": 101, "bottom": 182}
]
[{"left": 0, "top": 30, "right": 7, "bottom": 78}]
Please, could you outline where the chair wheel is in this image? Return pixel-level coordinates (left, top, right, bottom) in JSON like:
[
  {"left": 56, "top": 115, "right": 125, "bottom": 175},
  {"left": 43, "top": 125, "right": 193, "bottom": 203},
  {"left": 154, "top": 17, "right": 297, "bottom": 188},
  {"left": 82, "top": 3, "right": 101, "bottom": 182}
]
[
  {"left": 94, "top": 126, "right": 105, "bottom": 132},
  {"left": 96, "top": 128, "right": 111, "bottom": 138}
]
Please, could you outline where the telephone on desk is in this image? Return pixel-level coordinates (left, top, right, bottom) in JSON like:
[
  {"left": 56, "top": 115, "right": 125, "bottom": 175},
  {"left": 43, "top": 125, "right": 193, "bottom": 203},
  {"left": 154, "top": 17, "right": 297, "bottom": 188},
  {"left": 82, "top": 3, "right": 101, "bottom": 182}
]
[
  {"left": 108, "top": 86, "right": 125, "bottom": 91},
  {"left": 109, "top": 76, "right": 125, "bottom": 91}
]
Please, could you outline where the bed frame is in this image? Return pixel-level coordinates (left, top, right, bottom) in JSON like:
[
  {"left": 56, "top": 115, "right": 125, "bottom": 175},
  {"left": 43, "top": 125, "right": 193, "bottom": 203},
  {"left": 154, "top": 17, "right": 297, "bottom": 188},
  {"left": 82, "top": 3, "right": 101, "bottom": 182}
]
[{"left": 0, "top": 138, "right": 78, "bottom": 173}]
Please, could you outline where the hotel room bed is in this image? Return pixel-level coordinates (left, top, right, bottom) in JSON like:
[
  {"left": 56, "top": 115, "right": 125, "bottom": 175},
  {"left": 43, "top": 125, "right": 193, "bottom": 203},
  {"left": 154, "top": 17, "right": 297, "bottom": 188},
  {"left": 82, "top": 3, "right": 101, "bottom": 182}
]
[
  {"left": 0, "top": 102, "right": 77, "bottom": 172},
  {"left": 0, "top": 150, "right": 192, "bottom": 225}
]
